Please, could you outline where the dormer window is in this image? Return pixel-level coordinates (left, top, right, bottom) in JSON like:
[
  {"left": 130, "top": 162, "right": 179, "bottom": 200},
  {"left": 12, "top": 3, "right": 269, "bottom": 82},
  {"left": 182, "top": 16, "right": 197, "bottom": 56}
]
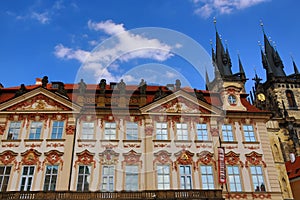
[{"left": 228, "top": 95, "right": 237, "bottom": 105}]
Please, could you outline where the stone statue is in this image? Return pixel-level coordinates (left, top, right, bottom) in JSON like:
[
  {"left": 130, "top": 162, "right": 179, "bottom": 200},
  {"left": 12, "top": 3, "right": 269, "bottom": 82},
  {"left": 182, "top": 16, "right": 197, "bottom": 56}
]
[
  {"left": 78, "top": 79, "right": 87, "bottom": 95},
  {"left": 175, "top": 79, "right": 181, "bottom": 90},
  {"left": 139, "top": 79, "right": 147, "bottom": 95},
  {"left": 42, "top": 76, "right": 48, "bottom": 88},
  {"left": 117, "top": 79, "right": 126, "bottom": 94},
  {"left": 15, "top": 84, "right": 26, "bottom": 97}
]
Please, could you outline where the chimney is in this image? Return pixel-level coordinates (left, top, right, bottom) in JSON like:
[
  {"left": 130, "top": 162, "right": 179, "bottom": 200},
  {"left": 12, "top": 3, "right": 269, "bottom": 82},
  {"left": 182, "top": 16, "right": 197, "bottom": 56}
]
[{"left": 36, "top": 78, "right": 42, "bottom": 85}]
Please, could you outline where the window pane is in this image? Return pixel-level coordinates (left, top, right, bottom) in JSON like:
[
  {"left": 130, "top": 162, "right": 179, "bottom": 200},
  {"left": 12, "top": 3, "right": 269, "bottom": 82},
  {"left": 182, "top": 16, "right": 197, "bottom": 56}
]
[
  {"left": 177, "top": 123, "right": 188, "bottom": 140},
  {"left": 156, "top": 122, "right": 168, "bottom": 140},
  {"left": 51, "top": 121, "right": 64, "bottom": 139},
  {"left": 200, "top": 165, "right": 214, "bottom": 189},
  {"left": 243, "top": 125, "right": 256, "bottom": 142},
  {"left": 0, "top": 166, "right": 11, "bottom": 192},
  {"left": 104, "top": 122, "right": 116, "bottom": 140},
  {"left": 179, "top": 165, "right": 192, "bottom": 189},
  {"left": 8, "top": 121, "right": 21, "bottom": 140},
  {"left": 82, "top": 122, "right": 94, "bottom": 139},
  {"left": 77, "top": 165, "right": 91, "bottom": 191},
  {"left": 222, "top": 125, "right": 234, "bottom": 142},
  {"left": 29, "top": 122, "right": 42, "bottom": 139},
  {"left": 126, "top": 122, "right": 138, "bottom": 140}
]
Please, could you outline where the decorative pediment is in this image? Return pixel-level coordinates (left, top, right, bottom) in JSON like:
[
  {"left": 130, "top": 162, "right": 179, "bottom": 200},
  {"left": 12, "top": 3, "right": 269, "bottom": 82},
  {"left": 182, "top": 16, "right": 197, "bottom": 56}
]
[
  {"left": 196, "top": 151, "right": 214, "bottom": 165},
  {"left": 43, "top": 150, "right": 64, "bottom": 169},
  {"left": 0, "top": 87, "right": 81, "bottom": 113},
  {"left": 245, "top": 151, "right": 266, "bottom": 167},
  {"left": 175, "top": 150, "right": 194, "bottom": 165},
  {"left": 99, "top": 149, "right": 119, "bottom": 165},
  {"left": 225, "top": 151, "right": 243, "bottom": 167},
  {"left": 123, "top": 150, "right": 142, "bottom": 165},
  {"left": 140, "top": 90, "right": 222, "bottom": 116},
  {"left": 75, "top": 149, "right": 96, "bottom": 168},
  {"left": 153, "top": 150, "right": 172, "bottom": 165},
  {"left": 20, "top": 149, "right": 42, "bottom": 170},
  {"left": 0, "top": 150, "right": 18, "bottom": 165}
]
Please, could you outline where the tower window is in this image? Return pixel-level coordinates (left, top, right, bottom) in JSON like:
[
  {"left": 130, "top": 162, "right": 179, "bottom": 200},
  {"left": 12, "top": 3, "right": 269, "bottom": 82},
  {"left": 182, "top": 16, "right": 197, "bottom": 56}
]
[{"left": 286, "top": 90, "right": 297, "bottom": 108}]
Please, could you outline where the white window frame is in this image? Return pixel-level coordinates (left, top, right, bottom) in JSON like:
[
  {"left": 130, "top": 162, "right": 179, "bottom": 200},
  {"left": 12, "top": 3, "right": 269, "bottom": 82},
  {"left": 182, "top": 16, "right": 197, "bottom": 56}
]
[
  {"left": 200, "top": 165, "right": 214, "bottom": 189},
  {"left": 0, "top": 166, "right": 11, "bottom": 191},
  {"left": 156, "top": 122, "right": 168, "bottom": 140},
  {"left": 222, "top": 124, "right": 234, "bottom": 142},
  {"left": 43, "top": 165, "right": 58, "bottom": 191},
  {"left": 157, "top": 165, "right": 170, "bottom": 190},
  {"left": 101, "top": 165, "right": 114, "bottom": 191},
  {"left": 81, "top": 122, "right": 94, "bottom": 140},
  {"left": 177, "top": 123, "right": 188, "bottom": 140},
  {"left": 104, "top": 122, "right": 116, "bottom": 140},
  {"left": 7, "top": 121, "right": 21, "bottom": 140},
  {"left": 76, "top": 165, "right": 91, "bottom": 191},
  {"left": 125, "top": 165, "right": 138, "bottom": 191},
  {"left": 243, "top": 125, "right": 256, "bottom": 142},
  {"left": 179, "top": 165, "right": 192, "bottom": 189},
  {"left": 196, "top": 123, "right": 208, "bottom": 140},
  {"left": 20, "top": 166, "right": 35, "bottom": 191},
  {"left": 29, "top": 121, "right": 43, "bottom": 139},
  {"left": 227, "top": 165, "right": 242, "bottom": 192},
  {"left": 250, "top": 166, "right": 266, "bottom": 192},
  {"left": 126, "top": 122, "right": 138, "bottom": 140},
  {"left": 51, "top": 121, "right": 64, "bottom": 139}
]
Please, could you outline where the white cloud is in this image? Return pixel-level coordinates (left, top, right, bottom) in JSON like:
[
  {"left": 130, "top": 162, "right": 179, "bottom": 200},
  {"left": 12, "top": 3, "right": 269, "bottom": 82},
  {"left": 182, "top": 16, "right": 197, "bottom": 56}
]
[
  {"left": 31, "top": 12, "right": 50, "bottom": 24},
  {"left": 192, "top": 0, "right": 270, "bottom": 18},
  {"left": 54, "top": 20, "right": 175, "bottom": 83}
]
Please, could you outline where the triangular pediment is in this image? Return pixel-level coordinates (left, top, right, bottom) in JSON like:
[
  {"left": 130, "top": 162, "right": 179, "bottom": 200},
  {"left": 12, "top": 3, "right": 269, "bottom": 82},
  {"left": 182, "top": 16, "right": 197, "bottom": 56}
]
[
  {"left": 140, "top": 90, "right": 222, "bottom": 116},
  {"left": 0, "top": 87, "right": 81, "bottom": 113}
]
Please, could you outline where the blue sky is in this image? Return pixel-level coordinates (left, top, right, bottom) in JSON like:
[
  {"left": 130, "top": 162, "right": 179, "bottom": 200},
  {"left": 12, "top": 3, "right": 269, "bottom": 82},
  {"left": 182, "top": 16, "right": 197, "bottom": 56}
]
[{"left": 0, "top": 0, "right": 299, "bottom": 93}]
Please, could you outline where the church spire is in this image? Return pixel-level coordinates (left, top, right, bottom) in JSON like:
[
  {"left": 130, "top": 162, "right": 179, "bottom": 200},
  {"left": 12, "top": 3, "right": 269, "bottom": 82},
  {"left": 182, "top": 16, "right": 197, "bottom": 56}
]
[
  {"left": 238, "top": 54, "right": 246, "bottom": 80},
  {"left": 292, "top": 56, "right": 300, "bottom": 75},
  {"left": 260, "top": 21, "right": 286, "bottom": 79},
  {"left": 205, "top": 69, "right": 210, "bottom": 90}
]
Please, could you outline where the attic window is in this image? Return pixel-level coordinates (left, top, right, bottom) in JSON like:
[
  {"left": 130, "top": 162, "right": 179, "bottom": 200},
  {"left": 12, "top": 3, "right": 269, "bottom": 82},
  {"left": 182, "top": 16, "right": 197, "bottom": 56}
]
[
  {"left": 51, "top": 82, "right": 64, "bottom": 89},
  {"left": 166, "top": 84, "right": 175, "bottom": 91},
  {"left": 110, "top": 82, "right": 117, "bottom": 89}
]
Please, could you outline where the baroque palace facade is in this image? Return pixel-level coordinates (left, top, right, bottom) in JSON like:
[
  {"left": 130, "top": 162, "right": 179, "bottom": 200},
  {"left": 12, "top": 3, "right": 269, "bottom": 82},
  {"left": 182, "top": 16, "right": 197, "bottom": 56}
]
[{"left": 0, "top": 27, "right": 296, "bottom": 200}]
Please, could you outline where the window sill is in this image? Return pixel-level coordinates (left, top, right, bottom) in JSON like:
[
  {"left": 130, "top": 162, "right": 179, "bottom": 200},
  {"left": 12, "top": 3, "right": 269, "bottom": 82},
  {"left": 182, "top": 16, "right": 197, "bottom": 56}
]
[
  {"left": 123, "top": 139, "right": 142, "bottom": 143},
  {"left": 2, "top": 139, "right": 21, "bottom": 142},
  {"left": 222, "top": 141, "right": 238, "bottom": 144},
  {"left": 100, "top": 139, "right": 119, "bottom": 142},
  {"left": 24, "top": 139, "right": 43, "bottom": 142},
  {"left": 174, "top": 140, "right": 193, "bottom": 143},
  {"left": 78, "top": 139, "right": 97, "bottom": 142},
  {"left": 152, "top": 139, "right": 171, "bottom": 142},
  {"left": 194, "top": 140, "right": 212, "bottom": 143},
  {"left": 242, "top": 141, "right": 260, "bottom": 144},
  {"left": 46, "top": 139, "right": 66, "bottom": 142}
]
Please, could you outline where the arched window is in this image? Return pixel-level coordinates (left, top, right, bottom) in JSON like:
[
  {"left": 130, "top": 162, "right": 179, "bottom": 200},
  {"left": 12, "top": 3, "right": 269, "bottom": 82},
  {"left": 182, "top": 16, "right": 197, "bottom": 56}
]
[{"left": 286, "top": 90, "right": 297, "bottom": 108}]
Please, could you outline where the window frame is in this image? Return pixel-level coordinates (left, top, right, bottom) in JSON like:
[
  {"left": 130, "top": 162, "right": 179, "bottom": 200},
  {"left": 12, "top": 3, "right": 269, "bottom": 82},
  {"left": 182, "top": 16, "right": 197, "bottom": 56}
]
[
  {"left": 101, "top": 165, "right": 115, "bottom": 191},
  {"left": 51, "top": 121, "right": 64, "bottom": 139},
  {"left": 176, "top": 123, "right": 188, "bottom": 140},
  {"left": 222, "top": 124, "right": 234, "bottom": 142},
  {"left": 125, "top": 165, "right": 139, "bottom": 191},
  {"left": 179, "top": 165, "right": 192, "bottom": 189},
  {"left": 125, "top": 122, "right": 138, "bottom": 140},
  {"left": 104, "top": 122, "right": 117, "bottom": 140},
  {"left": 20, "top": 165, "right": 35, "bottom": 191},
  {"left": 200, "top": 165, "right": 214, "bottom": 189},
  {"left": 243, "top": 125, "right": 256, "bottom": 142},
  {"left": 43, "top": 165, "right": 59, "bottom": 191},
  {"left": 76, "top": 165, "right": 91, "bottom": 191},
  {"left": 7, "top": 121, "right": 21, "bottom": 140},
  {"left": 81, "top": 122, "right": 95, "bottom": 140},
  {"left": 29, "top": 121, "right": 43, "bottom": 140},
  {"left": 250, "top": 165, "right": 266, "bottom": 192},
  {"left": 196, "top": 123, "right": 208, "bottom": 141},
  {"left": 156, "top": 122, "right": 168, "bottom": 140},
  {"left": 227, "top": 165, "right": 242, "bottom": 192},
  {"left": 157, "top": 165, "right": 170, "bottom": 190},
  {"left": 0, "top": 166, "right": 11, "bottom": 191}
]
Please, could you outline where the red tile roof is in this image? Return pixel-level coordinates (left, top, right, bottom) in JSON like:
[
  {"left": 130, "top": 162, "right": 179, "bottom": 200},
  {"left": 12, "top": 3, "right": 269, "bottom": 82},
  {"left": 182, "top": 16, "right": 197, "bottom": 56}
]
[{"left": 286, "top": 156, "right": 300, "bottom": 179}]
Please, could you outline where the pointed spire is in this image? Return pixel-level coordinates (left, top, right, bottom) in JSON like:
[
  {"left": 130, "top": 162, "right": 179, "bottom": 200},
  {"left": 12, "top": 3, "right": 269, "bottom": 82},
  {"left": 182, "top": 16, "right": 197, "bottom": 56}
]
[
  {"left": 238, "top": 54, "right": 246, "bottom": 80},
  {"left": 205, "top": 69, "right": 210, "bottom": 91},
  {"left": 292, "top": 56, "right": 300, "bottom": 75}
]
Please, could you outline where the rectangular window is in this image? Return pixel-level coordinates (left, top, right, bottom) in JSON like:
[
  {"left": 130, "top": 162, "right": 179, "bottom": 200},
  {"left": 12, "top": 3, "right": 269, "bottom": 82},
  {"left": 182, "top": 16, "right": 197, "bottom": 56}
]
[
  {"left": 250, "top": 166, "right": 266, "bottom": 192},
  {"left": 0, "top": 166, "right": 11, "bottom": 191},
  {"left": 51, "top": 121, "right": 64, "bottom": 139},
  {"left": 43, "top": 165, "right": 58, "bottom": 191},
  {"left": 227, "top": 166, "right": 242, "bottom": 192},
  {"left": 125, "top": 165, "right": 138, "bottom": 191},
  {"left": 104, "top": 122, "right": 116, "bottom": 140},
  {"left": 196, "top": 123, "right": 208, "bottom": 140},
  {"left": 179, "top": 165, "right": 192, "bottom": 189},
  {"left": 156, "top": 122, "right": 168, "bottom": 140},
  {"left": 101, "top": 165, "right": 114, "bottom": 191},
  {"left": 157, "top": 165, "right": 170, "bottom": 190},
  {"left": 177, "top": 123, "right": 188, "bottom": 140},
  {"left": 20, "top": 166, "right": 35, "bottom": 191},
  {"left": 126, "top": 122, "right": 138, "bottom": 140},
  {"left": 29, "top": 122, "right": 43, "bottom": 139},
  {"left": 7, "top": 121, "right": 21, "bottom": 140},
  {"left": 76, "top": 165, "right": 91, "bottom": 191},
  {"left": 243, "top": 125, "right": 256, "bottom": 142},
  {"left": 222, "top": 125, "right": 234, "bottom": 142},
  {"left": 200, "top": 165, "right": 214, "bottom": 189},
  {"left": 82, "top": 122, "right": 94, "bottom": 139}
]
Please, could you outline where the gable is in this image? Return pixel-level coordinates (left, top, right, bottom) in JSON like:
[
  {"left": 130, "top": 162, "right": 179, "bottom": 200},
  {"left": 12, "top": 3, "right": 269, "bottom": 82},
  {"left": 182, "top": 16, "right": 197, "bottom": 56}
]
[
  {"left": 140, "top": 90, "right": 222, "bottom": 115},
  {"left": 0, "top": 87, "right": 81, "bottom": 113}
]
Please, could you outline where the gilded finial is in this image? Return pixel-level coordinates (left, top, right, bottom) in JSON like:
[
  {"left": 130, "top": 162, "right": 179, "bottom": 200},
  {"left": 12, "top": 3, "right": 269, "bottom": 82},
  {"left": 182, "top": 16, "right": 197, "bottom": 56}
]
[
  {"left": 213, "top": 17, "right": 217, "bottom": 31},
  {"left": 260, "top": 20, "right": 265, "bottom": 33}
]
